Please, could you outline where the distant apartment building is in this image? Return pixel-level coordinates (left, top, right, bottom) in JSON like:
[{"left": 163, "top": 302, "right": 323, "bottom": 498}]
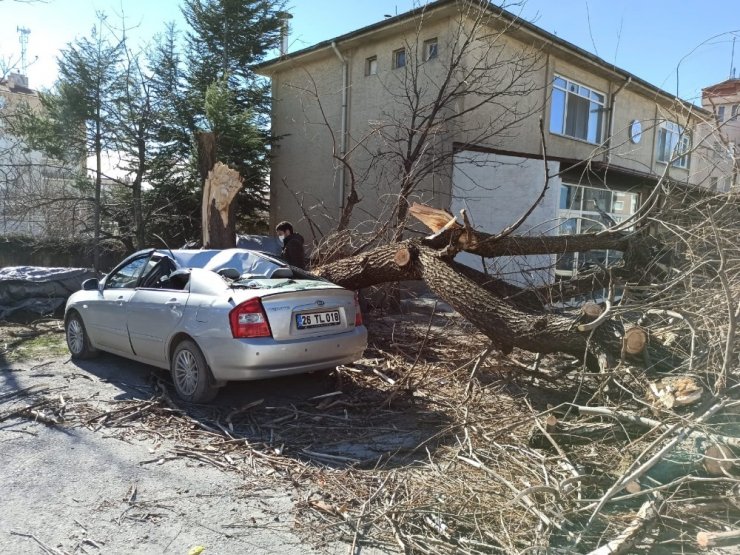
[
  {"left": 0, "top": 72, "right": 87, "bottom": 238},
  {"left": 257, "top": 0, "right": 727, "bottom": 283}
]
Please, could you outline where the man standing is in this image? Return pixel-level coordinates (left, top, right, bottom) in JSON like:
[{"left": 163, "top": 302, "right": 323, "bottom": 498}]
[{"left": 276, "top": 221, "right": 306, "bottom": 269}]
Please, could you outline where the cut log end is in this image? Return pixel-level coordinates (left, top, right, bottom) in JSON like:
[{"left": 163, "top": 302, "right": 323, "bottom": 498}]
[
  {"left": 624, "top": 480, "right": 642, "bottom": 494},
  {"left": 394, "top": 247, "right": 412, "bottom": 268},
  {"left": 697, "top": 529, "right": 740, "bottom": 548},
  {"left": 582, "top": 301, "right": 603, "bottom": 321},
  {"left": 703, "top": 444, "right": 735, "bottom": 476},
  {"left": 623, "top": 326, "right": 648, "bottom": 356},
  {"left": 545, "top": 414, "right": 558, "bottom": 432}
]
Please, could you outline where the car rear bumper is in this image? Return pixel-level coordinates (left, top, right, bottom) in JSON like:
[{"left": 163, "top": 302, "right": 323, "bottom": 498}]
[{"left": 200, "top": 326, "right": 368, "bottom": 381}]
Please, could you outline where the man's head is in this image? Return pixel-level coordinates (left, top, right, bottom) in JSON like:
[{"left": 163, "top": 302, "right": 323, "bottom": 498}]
[{"left": 275, "top": 221, "right": 294, "bottom": 242}]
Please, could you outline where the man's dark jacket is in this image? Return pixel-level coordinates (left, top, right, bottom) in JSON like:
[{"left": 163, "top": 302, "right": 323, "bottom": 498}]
[{"left": 282, "top": 233, "right": 306, "bottom": 269}]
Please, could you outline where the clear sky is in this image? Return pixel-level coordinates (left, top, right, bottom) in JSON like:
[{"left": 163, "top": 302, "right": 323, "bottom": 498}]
[{"left": 1, "top": 0, "right": 738, "bottom": 105}]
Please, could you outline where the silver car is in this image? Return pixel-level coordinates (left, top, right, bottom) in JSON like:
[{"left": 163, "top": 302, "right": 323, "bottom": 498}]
[{"left": 64, "top": 248, "right": 367, "bottom": 402}]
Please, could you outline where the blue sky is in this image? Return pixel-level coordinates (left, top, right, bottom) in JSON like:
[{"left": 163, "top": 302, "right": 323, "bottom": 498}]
[{"left": 1, "top": 0, "right": 738, "bottom": 104}]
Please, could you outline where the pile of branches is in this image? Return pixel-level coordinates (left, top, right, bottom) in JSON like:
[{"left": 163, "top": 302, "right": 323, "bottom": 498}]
[{"left": 4, "top": 181, "right": 740, "bottom": 552}]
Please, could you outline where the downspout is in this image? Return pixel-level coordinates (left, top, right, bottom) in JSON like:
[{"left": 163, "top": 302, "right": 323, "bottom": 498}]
[
  {"left": 331, "top": 41, "right": 348, "bottom": 214},
  {"left": 604, "top": 76, "right": 632, "bottom": 164}
]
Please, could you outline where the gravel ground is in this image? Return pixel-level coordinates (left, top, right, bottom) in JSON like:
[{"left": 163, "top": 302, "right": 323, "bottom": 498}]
[{"left": 0, "top": 323, "right": 378, "bottom": 555}]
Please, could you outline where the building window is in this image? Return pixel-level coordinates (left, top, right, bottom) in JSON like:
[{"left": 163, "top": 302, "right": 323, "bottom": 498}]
[
  {"left": 423, "top": 38, "right": 438, "bottom": 61},
  {"left": 710, "top": 176, "right": 719, "bottom": 191},
  {"left": 393, "top": 48, "right": 406, "bottom": 69},
  {"left": 365, "top": 56, "right": 377, "bottom": 76},
  {"left": 556, "top": 184, "right": 639, "bottom": 278},
  {"left": 549, "top": 76, "right": 605, "bottom": 144},
  {"left": 717, "top": 106, "right": 725, "bottom": 122},
  {"left": 656, "top": 121, "right": 690, "bottom": 169},
  {"left": 732, "top": 104, "right": 738, "bottom": 120}
]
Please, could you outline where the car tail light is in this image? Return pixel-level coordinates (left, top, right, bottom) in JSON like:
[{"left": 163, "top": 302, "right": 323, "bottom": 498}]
[
  {"left": 229, "top": 298, "right": 272, "bottom": 338},
  {"left": 354, "top": 292, "right": 363, "bottom": 326}
]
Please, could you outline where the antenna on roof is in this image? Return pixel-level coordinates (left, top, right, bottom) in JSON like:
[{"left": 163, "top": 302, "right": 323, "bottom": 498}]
[
  {"left": 17, "top": 26, "right": 30, "bottom": 76},
  {"left": 731, "top": 36, "right": 736, "bottom": 79}
]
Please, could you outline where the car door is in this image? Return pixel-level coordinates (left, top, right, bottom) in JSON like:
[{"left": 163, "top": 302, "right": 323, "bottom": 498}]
[
  {"left": 91, "top": 254, "right": 152, "bottom": 354},
  {"left": 126, "top": 257, "right": 190, "bottom": 363}
]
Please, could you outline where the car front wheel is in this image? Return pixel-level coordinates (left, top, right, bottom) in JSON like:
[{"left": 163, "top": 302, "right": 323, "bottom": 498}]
[
  {"left": 171, "top": 339, "right": 219, "bottom": 403},
  {"left": 65, "top": 312, "right": 99, "bottom": 359}
]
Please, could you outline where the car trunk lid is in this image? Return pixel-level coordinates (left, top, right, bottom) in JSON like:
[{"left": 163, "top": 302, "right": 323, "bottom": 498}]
[{"left": 231, "top": 280, "right": 358, "bottom": 341}]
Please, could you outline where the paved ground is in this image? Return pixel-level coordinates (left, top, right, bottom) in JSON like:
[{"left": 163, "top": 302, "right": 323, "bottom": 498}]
[{"left": 0, "top": 328, "right": 373, "bottom": 555}]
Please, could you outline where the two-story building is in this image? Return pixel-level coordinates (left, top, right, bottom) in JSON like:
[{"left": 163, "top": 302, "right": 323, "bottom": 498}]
[{"left": 257, "top": 0, "right": 721, "bottom": 283}]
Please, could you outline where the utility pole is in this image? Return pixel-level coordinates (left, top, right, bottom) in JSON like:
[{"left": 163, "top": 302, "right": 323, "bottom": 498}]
[{"left": 17, "top": 26, "right": 30, "bottom": 76}]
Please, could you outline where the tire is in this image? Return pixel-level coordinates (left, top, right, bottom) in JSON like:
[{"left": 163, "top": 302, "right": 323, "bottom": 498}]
[
  {"left": 65, "top": 311, "right": 99, "bottom": 360},
  {"left": 170, "top": 339, "right": 219, "bottom": 403}
]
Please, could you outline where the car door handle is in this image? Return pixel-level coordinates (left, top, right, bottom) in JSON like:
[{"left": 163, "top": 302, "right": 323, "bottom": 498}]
[
  {"left": 165, "top": 299, "right": 181, "bottom": 309},
  {"left": 116, "top": 296, "right": 125, "bottom": 306}
]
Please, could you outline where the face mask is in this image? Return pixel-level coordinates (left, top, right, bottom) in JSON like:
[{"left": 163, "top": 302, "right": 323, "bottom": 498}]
[{"left": 278, "top": 234, "right": 285, "bottom": 243}]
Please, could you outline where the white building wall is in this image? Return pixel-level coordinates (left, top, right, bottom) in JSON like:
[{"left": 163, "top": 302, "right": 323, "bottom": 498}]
[{"left": 451, "top": 151, "right": 561, "bottom": 287}]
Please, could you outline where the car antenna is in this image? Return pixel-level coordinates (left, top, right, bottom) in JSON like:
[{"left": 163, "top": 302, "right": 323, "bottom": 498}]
[{"left": 153, "top": 233, "right": 176, "bottom": 262}]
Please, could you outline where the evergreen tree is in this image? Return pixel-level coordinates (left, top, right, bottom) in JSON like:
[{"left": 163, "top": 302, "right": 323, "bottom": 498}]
[{"left": 13, "top": 17, "right": 123, "bottom": 270}]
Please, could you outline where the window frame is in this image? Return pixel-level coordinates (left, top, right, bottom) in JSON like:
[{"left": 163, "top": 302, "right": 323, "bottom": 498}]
[
  {"left": 365, "top": 56, "right": 378, "bottom": 76},
  {"left": 656, "top": 120, "right": 690, "bottom": 169},
  {"left": 392, "top": 48, "right": 406, "bottom": 69},
  {"left": 549, "top": 75, "right": 606, "bottom": 144},
  {"left": 423, "top": 38, "right": 438, "bottom": 61},
  {"left": 732, "top": 104, "right": 738, "bottom": 121},
  {"left": 717, "top": 105, "right": 725, "bottom": 122}
]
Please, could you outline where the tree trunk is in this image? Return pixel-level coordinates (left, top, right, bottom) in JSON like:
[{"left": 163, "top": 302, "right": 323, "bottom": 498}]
[
  {"left": 93, "top": 117, "right": 102, "bottom": 273},
  {"left": 313, "top": 240, "right": 626, "bottom": 363},
  {"left": 133, "top": 136, "right": 146, "bottom": 249}
]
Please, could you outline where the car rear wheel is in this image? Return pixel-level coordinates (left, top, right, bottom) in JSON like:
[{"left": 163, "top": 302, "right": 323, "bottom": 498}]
[
  {"left": 65, "top": 312, "right": 99, "bottom": 359},
  {"left": 171, "top": 339, "right": 219, "bottom": 403}
]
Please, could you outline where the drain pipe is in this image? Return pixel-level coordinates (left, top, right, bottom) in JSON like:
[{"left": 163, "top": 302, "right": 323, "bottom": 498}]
[
  {"left": 331, "top": 41, "right": 348, "bottom": 213},
  {"left": 605, "top": 76, "right": 632, "bottom": 164}
]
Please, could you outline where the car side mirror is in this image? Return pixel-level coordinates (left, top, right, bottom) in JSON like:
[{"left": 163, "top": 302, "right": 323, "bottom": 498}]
[{"left": 82, "top": 278, "right": 100, "bottom": 291}]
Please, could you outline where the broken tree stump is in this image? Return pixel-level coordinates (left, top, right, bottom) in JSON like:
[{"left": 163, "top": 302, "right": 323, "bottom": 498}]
[{"left": 202, "top": 162, "right": 243, "bottom": 249}]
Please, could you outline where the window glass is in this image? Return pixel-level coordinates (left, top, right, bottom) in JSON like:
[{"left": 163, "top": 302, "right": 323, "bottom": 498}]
[
  {"left": 559, "top": 184, "right": 582, "bottom": 210},
  {"left": 550, "top": 75, "right": 604, "bottom": 143},
  {"left": 717, "top": 106, "right": 725, "bottom": 122},
  {"left": 366, "top": 56, "right": 377, "bottom": 76},
  {"left": 393, "top": 48, "right": 406, "bottom": 69},
  {"left": 556, "top": 184, "right": 639, "bottom": 279},
  {"left": 105, "top": 257, "right": 149, "bottom": 289},
  {"left": 424, "top": 38, "right": 438, "bottom": 61},
  {"left": 583, "top": 187, "right": 613, "bottom": 213},
  {"left": 549, "top": 88, "right": 566, "bottom": 135},
  {"left": 656, "top": 121, "right": 690, "bottom": 168}
]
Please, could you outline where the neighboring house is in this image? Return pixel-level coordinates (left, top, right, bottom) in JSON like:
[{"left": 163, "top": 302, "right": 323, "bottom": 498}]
[
  {"left": 256, "top": 0, "right": 725, "bottom": 284},
  {"left": 702, "top": 78, "right": 740, "bottom": 192},
  {"left": 0, "top": 72, "right": 87, "bottom": 238}
]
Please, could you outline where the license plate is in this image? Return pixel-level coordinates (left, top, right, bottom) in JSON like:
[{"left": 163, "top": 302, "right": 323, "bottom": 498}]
[{"left": 296, "top": 310, "right": 341, "bottom": 329}]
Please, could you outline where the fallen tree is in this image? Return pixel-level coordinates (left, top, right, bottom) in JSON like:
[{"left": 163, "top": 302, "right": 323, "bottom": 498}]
[{"left": 311, "top": 202, "right": 677, "bottom": 372}]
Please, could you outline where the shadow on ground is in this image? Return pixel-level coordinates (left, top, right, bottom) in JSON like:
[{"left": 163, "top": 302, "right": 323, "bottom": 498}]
[{"left": 71, "top": 351, "right": 455, "bottom": 471}]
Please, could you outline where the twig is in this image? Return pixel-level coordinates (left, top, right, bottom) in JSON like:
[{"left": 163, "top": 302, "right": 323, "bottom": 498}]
[
  {"left": 9, "top": 530, "right": 65, "bottom": 555},
  {"left": 587, "top": 495, "right": 663, "bottom": 555}
]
